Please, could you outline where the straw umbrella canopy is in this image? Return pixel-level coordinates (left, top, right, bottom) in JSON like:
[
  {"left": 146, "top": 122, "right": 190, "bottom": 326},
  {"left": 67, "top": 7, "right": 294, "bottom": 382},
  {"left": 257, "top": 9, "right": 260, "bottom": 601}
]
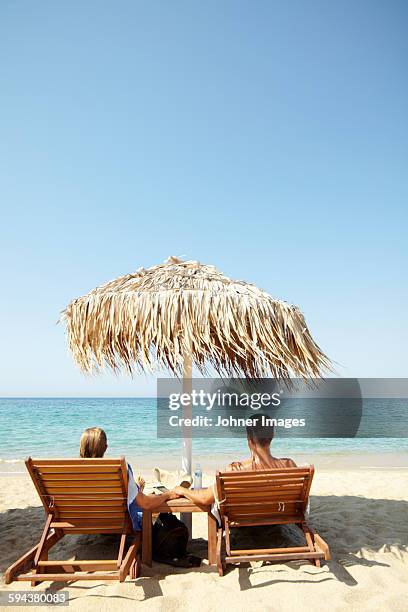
[{"left": 62, "top": 256, "right": 330, "bottom": 473}]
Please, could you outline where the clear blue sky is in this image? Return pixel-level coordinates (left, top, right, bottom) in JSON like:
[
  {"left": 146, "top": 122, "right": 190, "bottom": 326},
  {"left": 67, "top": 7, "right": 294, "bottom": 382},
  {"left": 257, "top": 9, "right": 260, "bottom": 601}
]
[{"left": 0, "top": 1, "right": 407, "bottom": 396}]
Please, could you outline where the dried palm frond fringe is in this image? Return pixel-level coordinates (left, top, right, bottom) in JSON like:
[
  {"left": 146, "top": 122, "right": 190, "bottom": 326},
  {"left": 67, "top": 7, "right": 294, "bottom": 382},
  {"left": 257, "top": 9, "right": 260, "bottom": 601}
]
[{"left": 61, "top": 256, "right": 331, "bottom": 379}]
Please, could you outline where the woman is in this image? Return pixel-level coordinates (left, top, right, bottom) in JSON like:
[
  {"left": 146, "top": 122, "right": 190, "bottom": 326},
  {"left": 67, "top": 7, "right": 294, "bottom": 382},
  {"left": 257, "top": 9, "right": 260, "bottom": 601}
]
[
  {"left": 173, "top": 414, "right": 296, "bottom": 505},
  {"left": 79, "top": 427, "right": 180, "bottom": 530}
]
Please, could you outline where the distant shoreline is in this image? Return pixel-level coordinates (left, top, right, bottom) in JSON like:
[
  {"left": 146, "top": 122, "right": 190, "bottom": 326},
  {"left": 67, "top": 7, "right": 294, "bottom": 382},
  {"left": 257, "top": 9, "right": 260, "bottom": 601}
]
[{"left": 1, "top": 451, "right": 408, "bottom": 474}]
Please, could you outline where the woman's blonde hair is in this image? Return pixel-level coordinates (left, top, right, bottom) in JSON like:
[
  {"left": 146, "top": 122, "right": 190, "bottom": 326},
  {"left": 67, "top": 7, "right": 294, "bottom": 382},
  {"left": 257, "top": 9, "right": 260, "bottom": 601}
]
[{"left": 79, "top": 427, "right": 107, "bottom": 458}]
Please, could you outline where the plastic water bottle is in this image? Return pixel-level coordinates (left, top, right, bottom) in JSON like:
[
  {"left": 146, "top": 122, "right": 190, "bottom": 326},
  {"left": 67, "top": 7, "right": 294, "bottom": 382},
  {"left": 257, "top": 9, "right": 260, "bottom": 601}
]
[{"left": 194, "top": 463, "right": 202, "bottom": 490}]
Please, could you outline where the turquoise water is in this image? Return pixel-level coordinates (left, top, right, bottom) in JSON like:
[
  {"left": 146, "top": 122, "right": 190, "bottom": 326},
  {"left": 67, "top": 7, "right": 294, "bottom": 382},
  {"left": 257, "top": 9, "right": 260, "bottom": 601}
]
[{"left": 0, "top": 398, "right": 407, "bottom": 461}]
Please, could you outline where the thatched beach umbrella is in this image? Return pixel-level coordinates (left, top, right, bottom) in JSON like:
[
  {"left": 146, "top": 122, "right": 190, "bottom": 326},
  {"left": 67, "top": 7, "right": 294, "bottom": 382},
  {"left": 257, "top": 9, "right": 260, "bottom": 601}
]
[{"left": 62, "top": 256, "right": 330, "bottom": 474}]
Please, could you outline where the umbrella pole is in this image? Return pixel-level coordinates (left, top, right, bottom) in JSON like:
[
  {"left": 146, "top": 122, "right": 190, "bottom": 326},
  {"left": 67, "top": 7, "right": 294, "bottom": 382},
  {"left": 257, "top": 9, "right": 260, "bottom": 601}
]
[{"left": 181, "top": 353, "right": 192, "bottom": 535}]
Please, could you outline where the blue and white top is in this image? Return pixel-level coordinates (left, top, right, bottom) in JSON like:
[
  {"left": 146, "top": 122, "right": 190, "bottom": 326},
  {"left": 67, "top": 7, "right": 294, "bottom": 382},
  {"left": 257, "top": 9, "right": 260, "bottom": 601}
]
[{"left": 127, "top": 464, "right": 143, "bottom": 531}]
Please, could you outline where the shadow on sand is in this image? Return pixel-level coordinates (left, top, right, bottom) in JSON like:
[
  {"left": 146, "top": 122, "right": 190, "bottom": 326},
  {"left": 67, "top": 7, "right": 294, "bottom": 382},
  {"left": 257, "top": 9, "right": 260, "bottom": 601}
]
[{"left": 1, "top": 494, "right": 407, "bottom": 599}]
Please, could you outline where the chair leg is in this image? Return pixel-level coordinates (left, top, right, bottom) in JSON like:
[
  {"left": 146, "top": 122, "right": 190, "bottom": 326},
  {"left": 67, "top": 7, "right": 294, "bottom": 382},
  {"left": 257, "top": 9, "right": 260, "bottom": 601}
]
[
  {"left": 142, "top": 511, "right": 152, "bottom": 567},
  {"left": 31, "top": 514, "right": 53, "bottom": 587},
  {"left": 5, "top": 547, "right": 37, "bottom": 585},
  {"left": 314, "top": 533, "right": 331, "bottom": 561},
  {"left": 216, "top": 528, "right": 225, "bottom": 577},
  {"left": 224, "top": 519, "right": 231, "bottom": 557},
  {"left": 119, "top": 534, "right": 141, "bottom": 582},
  {"left": 31, "top": 550, "right": 48, "bottom": 587},
  {"left": 129, "top": 548, "right": 141, "bottom": 580},
  {"left": 302, "top": 521, "right": 325, "bottom": 567},
  {"left": 131, "top": 552, "right": 141, "bottom": 579},
  {"left": 117, "top": 534, "right": 126, "bottom": 568},
  {"left": 5, "top": 529, "right": 63, "bottom": 585},
  {"left": 301, "top": 521, "right": 316, "bottom": 566}
]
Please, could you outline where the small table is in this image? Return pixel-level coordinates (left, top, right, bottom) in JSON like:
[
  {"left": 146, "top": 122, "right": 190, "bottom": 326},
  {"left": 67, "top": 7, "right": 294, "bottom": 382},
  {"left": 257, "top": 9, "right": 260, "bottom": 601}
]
[{"left": 141, "top": 498, "right": 218, "bottom": 566}]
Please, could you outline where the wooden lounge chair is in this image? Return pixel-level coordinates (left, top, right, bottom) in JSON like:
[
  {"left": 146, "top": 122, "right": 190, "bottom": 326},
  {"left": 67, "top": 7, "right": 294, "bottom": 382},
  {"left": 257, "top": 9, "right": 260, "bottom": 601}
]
[
  {"left": 5, "top": 457, "right": 141, "bottom": 585},
  {"left": 215, "top": 465, "right": 330, "bottom": 576}
]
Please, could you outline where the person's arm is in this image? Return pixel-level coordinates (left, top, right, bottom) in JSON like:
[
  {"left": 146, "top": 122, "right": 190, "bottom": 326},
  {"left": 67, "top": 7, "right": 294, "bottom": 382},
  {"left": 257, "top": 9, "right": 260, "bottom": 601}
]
[
  {"left": 135, "top": 490, "right": 180, "bottom": 511},
  {"left": 172, "top": 486, "right": 215, "bottom": 508}
]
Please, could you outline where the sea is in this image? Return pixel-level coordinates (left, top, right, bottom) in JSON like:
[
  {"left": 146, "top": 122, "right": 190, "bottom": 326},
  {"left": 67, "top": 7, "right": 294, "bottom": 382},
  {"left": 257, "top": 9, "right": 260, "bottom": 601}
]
[{"left": 1, "top": 398, "right": 407, "bottom": 471}]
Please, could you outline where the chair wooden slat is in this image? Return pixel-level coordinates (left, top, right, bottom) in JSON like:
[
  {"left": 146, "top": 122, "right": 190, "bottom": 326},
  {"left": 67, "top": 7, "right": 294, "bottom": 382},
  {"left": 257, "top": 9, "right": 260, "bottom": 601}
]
[
  {"left": 223, "top": 478, "right": 308, "bottom": 488},
  {"left": 37, "top": 466, "right": 122, "bottom": 474},
  {"left": 52, "top": 513, "right": 127, "bottom": 521},
  {"left": 54, "top": 499, "right": 127, "bottom": 508},
  {"left": 40, "top": 473, "right": 121, "bottom": 482},
  {"left": 33, "top": 458, "right": 122, "bottom": 465},
  {"left": 42, "top": 493, "right": 126, "bottom": 499},
  {"left": 228, "top": 515, "right": 304, "bottom": 527},
  {"left": 220, "top": 469, "right": 311, "bottom": 479},
  {"left": 226, "top": 501, "right": 300, "bottom": 511},
  {"left": 43, "top": 485, "right": 124, "bottom": 493},
  {"left": 225, "top": 490, "right": 302, "bottom": 501}
]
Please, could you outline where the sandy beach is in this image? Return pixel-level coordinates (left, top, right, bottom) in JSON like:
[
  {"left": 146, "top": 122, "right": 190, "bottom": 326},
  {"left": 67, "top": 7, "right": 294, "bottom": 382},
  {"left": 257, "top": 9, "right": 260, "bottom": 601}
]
[{"left": 1, "top": 458, "right": 407, "bottom": 612}]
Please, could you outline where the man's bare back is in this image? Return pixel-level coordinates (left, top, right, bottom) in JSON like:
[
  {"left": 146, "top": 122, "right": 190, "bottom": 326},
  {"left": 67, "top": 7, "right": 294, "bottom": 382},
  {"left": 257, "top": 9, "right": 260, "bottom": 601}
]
[{"left": 227, "top": 456, "right": 297, "bottom": 471}]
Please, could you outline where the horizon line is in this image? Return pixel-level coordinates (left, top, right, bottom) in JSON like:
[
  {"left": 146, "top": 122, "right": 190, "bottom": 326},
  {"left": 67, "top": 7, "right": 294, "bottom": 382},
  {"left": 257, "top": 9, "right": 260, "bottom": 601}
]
[{"left": 0, "top": 396, "right": 158, "bottom": 399}]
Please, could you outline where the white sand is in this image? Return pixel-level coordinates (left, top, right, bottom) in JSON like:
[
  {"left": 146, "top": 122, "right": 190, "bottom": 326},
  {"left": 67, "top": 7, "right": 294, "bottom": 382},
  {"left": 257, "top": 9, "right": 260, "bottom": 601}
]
[{"left": 1, "top": 467, "right": 407, "bottom": 612}]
